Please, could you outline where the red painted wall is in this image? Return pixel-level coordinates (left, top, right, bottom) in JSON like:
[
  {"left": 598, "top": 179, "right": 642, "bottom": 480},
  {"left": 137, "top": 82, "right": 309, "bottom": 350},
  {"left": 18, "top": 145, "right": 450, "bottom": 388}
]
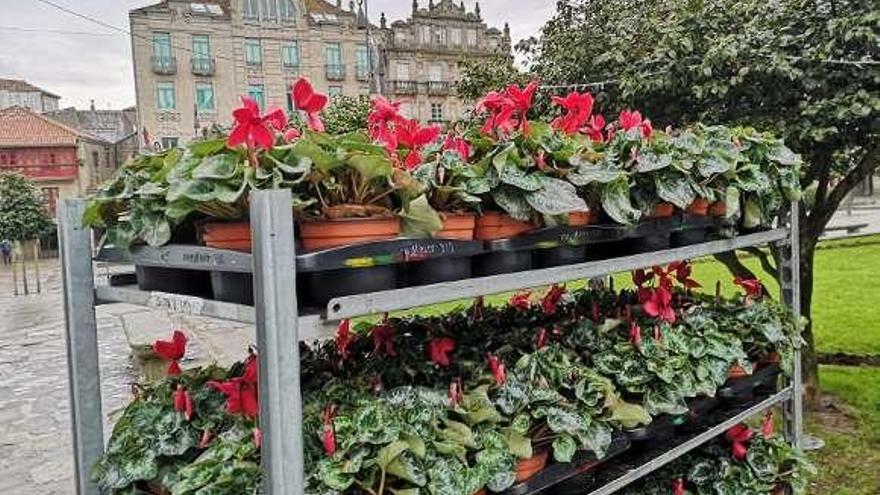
[{"left": 0, "top": 146, "right": 78, "bottom": 180}]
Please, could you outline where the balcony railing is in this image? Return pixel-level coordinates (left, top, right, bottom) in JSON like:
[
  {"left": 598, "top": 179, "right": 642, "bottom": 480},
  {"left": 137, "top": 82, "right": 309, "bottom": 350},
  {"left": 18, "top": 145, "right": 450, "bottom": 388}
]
[
  {"left": 326, "top": 64, "right": 346, "bottom": 81},
  {"left": 151, "top": 56, "right": 177, "bottom": 75},
  {"left": 390, "top": 80, "right": 418, "bottom": 95},
  {"left": 191, "top": 57, "right": 215, "bottom": 76},
  {"left": 427, "top": 81, "right": 452, "bottom": 96},
  {"left": 355, "top": 66, "right": 371, "bottom": 82}
]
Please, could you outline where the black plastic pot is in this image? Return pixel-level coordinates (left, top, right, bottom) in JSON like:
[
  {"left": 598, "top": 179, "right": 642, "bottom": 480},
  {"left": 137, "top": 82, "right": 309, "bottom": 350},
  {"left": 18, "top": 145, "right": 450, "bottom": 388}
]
[
  {"left": 135, "top": 265, "right": 213, "bottom": 298},
  {"left": 625, "top": 414, "right": 677, "bottom": 445},
  {"left": 671, "top": 227, "right": 708, "bottom": 247},
  {"left": 719, "top": 364, "right": 781, "bottom": 403},
  {"left": 501, "top": 432, "right": 630, "bottom": 495},
  {"left": 534, "top": 245, "right": 587, "bottom": 268},
  {"left": 405, "top": 257, "right": 472, "bottom": 286},
  {"left": 676, "top": 396, "right": 723, "bottom": 433},
  {"left": 211, "top": 271, "right": 254, "bottom": 305},
  {"left": 473, "top": 251, "right": 533, "bottom": 276},
  {"left": 301, "top": 265, "right": 398, "bottom": 306}
]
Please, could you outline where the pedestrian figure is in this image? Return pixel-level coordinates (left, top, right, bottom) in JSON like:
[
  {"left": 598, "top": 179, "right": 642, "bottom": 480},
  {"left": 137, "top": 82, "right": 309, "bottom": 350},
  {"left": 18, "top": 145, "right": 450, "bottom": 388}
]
[{"left": 0, "top": 239, "right": 11, "bottom": 266}]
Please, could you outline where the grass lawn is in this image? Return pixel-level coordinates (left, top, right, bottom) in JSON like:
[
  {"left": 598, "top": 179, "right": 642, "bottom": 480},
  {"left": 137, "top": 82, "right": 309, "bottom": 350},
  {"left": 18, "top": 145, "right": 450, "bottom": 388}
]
[{"left": 807, "top": 365, "right": 880, "bottom": 495}]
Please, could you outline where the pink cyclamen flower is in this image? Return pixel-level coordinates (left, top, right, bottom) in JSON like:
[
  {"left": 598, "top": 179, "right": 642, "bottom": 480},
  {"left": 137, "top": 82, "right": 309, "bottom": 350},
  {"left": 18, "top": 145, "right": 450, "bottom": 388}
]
[
  {"left": 443, "top": 133, "right": 471, "bottom": 161},
  {"left": 228, "top": 97, "right": 287, "bottom": 150},
  {"left": 487, "top": 354, "right": 506, "bottom": 386},
  {"left": 429, "top": 337, "right": 456, "bottom": 367}
]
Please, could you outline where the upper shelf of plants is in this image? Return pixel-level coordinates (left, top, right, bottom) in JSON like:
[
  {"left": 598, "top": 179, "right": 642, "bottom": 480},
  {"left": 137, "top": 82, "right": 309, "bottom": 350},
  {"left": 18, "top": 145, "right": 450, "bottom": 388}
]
[{"left": 86, "top": 78, "right": 802, "bottom": 307}]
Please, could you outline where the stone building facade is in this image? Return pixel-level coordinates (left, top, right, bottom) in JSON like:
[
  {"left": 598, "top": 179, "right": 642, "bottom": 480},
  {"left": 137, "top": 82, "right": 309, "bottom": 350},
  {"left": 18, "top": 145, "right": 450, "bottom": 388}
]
[
  {"left": 130, "top": 0, "right": 510, "bottom": 148},
  {"left": 377, "top": 0, "right": 510, "bottom": 124},
  {"left": 130, "top": 0, "right": 379, "bottom": 149},
  {"left": 0, "top": 79, "right": 61, "bottom": 113},
  {"left": 46, "top": 103, "right": 140, "bottom": 183},
  {"left": 0, "top": 106, "right": 109, "bottom": 217}
]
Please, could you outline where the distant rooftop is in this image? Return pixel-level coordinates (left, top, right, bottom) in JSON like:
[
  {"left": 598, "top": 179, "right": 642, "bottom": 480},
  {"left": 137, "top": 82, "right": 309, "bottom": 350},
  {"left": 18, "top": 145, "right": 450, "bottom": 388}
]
[
  {"left": 0, "top": 79, "right": 60, "bottom": 99},
  {"left": 46, "top": 107, "right": 138, "bottom": 145}
]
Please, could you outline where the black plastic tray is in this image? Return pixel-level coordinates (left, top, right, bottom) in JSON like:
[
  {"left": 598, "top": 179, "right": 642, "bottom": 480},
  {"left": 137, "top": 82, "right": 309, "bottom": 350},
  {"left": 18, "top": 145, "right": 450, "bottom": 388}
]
[
  {"left": 625, "top": 414, "right": 678, "bottom": 444},
  {"left": 502, "top": 432, "right": 630, "bottom": 495},
  {"left": 719, "top": 364, "right": 780, "bottom": 402}
]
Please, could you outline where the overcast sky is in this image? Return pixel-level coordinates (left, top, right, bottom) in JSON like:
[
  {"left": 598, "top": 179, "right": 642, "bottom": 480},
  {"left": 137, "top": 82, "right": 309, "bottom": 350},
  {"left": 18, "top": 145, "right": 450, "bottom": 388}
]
[{"left": 0, "top": 0, "right": 553, "bottom": 110}]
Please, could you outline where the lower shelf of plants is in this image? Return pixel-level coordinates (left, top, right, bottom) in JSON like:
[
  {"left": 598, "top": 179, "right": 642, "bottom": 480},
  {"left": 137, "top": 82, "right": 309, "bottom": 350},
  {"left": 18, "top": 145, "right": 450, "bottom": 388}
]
[{"left": 92, "top": 267, "right": 808, "bottom": 495}]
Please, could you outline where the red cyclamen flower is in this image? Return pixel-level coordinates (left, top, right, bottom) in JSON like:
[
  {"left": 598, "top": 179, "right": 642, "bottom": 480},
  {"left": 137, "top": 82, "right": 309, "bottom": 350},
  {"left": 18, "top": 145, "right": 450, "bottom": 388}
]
[
  {"left": 644, "top": 286, "right": 676, "bottom": 323},
  {"left": 291, "top": 77, "right": 328, "bottom": 132},
  {"left": 669, "top": 261, "right": 701, "bottom": 289},
  {"left": 336, "top": 320, "right": 354, "bottom": 361},
  {"left": 443, "top": 133, "right": 471, "bottom": 161},
  {"left": 153, "top": 330, "right": 188, "bottom": 376},
  {"left": 228, "top": 96, "right": 287, "bottom": 150},
  {"left": 726, "top": 424, "right": 755, "bottom": 460},
  {"left": 541, "top": 284, "right": 566, "bottom": 316},
  {"left": 629, "top": 321, "right": 643, "bottom": 348},
  {"left": 396, "top": 118, "right": 441, "bottom": 170},
  {"left": 617, "top": 109, "right": 653, "bottom": 139},
  {"left": 584, "top": 114, "right": 606, "bottom": 143},
  {"left": 207, "top": 354, "right": 259, "bottom": 419},
  {"left": 429, "top": 337, "right": 456, "bottom": 367},
  {"left": 322, "top": 404, "right": 337, "bottom": 456},
  {"left": 762, "top": 411, "right": 774, "bottom": 439},
  {"left": 535, "top": 328, "right": 548, "bottom": 349},
  {"left": 173, "top": 384, "right": 194, "bottom": 421},
  {"left": 551, "top": 91, "right": 595, "bottom": 134},
  {"left": 734, "top": 277, "right": 764, "bottom": 299},
  {"left": 371, "top": 315, "right": 397, "bottom": 358},
  {"left": 509, "top": 291, "right": 532, "bottom": 310},
  {"left": 487, "top": 354, "right": 506, "bottom": 386},
  {"left": 672, "top": 478, "right": 685, "bottom": 495}
]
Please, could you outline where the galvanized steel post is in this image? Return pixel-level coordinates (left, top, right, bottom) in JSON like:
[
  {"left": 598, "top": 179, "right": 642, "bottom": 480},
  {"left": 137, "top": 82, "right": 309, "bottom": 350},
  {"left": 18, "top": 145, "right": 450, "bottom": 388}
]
[
  {"left": 250, "top": 190, "right": 304, "bottom": 494},
  {"left": 779, "top": 201, "right": 803, "bottom": 448},
  {"left": 59, "top": 199, "right": 103, "bottom": 495}
]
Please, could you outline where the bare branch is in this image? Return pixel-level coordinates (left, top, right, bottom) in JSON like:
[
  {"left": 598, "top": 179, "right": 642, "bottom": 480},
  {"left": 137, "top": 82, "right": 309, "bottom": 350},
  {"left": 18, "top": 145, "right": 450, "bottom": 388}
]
[
  {"left": 742, "top": 246, "right": 779, "bottom": 283},
  {"left": 712, "top": 251, "right": 759, "bottom": 280},
  {"left": 819, "top": 144, "right": 880, "bottom": 228}
]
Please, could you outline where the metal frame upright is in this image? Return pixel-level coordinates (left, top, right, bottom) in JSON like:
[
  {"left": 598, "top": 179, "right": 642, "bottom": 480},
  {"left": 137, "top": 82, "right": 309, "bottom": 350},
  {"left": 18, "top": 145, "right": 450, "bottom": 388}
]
[{"left": 59, "top": 190, "right": 803, "bottom": 495}]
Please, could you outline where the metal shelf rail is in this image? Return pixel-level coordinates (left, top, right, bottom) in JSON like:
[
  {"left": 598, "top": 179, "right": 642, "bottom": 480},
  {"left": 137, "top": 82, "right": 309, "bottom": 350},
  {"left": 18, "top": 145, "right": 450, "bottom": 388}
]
[{"left": 59, "top": 190, "right": 803, "bottom": 495}]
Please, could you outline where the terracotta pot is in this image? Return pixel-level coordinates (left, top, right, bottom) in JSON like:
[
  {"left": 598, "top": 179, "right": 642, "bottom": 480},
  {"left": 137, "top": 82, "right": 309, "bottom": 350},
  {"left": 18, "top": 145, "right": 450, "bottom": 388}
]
[
  {"left": 300, "top": 216, "right": 401, "bottom": 251},
  {"left": 763, "top": 352, "right": 781, "bottom": 365},
  {"left": 474, "top": 211, "right": 534, "bottom": 240},
  {"left": 567, "top": 210, "right": 596, "bottom": 226},
  {"left": 686, "top": 198, "right": 710, "bottom": 216},
  {"left": 201, "top": 221, "right": 252, "bottom": 252},
  {"left": 772, "top": 484, "right": 788, "bottom": 495},
  {"left": 145, "top": 481, "right": 171, "bottom": 495},
  {"left": 709, "top": 201, "right": 727, "bottom": 217},
  {"left": 472, "top": 490, "right": 487, "bottom": 495},
  {"left": 649, "top": 202, "right": 676, "bottom": 218},
  {"left": 728, "top": 363, "right": 750, "bottom": 379},
  {"left": 435, "top": 212, "right": 477, "bottom": 240},
  {"left": 515, "top": 451, "right": 549, "bottom": 483}
]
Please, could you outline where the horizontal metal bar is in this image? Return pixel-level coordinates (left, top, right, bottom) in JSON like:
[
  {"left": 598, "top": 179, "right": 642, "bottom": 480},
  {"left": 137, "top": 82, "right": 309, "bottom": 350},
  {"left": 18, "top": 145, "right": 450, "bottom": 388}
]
[
  {"left": 129, "top": 245, "right": 254, "bottom": 273},
  {"left": 586, "top": 387, "right": 792, "bottom": 495},
  {"left": 327, "top": 228, "right": 789, "bottom": 319},
  {"left": 94, "top": 285, "right": 334, "bottom": 341}
]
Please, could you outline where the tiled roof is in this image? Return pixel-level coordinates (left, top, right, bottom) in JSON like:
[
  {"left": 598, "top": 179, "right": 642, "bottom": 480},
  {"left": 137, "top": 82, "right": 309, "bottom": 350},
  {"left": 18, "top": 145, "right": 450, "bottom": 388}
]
[
  {"left": 304, "top": 0, "right": 346, "bottom": 14},
  {"left": 46, "top": 107, "right": 137, "bottom": 144},
  {"left": 0, "top": 106, "right": 82, "bottom": 148},
  {"left": 0, "top": 78, "right": 60, "bottom": 98},
  {"left": 131, "top": 0, "right": 230, "bottom": 16}
]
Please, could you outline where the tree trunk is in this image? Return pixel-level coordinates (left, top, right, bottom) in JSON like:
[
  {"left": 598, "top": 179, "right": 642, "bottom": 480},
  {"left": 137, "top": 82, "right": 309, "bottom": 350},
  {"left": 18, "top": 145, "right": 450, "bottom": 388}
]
[{"left": 798, "top": 240, "right": 821, "bottom": 410}]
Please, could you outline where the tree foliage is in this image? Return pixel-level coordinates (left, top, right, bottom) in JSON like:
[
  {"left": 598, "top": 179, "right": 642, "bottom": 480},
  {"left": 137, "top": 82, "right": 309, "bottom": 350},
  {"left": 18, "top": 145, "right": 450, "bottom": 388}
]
[
  {"left": 0, "top": 172, "right": 54, "bottom": 241},
  {"left": 527, "top": 0, "right": 879, "bottom": 403},
  {"left": 321, "top": 95, "right": 371, "bottom": 135},
  {"left": 457, "top": 54, "right": 528, "bottom": 101}
]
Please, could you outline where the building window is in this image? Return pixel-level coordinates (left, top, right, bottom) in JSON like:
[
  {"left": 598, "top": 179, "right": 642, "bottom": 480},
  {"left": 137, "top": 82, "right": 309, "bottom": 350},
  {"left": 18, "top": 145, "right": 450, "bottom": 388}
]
[
  {"left": 397, "top": 61, "right": 410, "bottom": 80},
  {"left": 467, "top": 29, "right": 477, "bottom": 47},
  {"left": 243, "top": 0, "right": 296, "bottom": 22},
  {"left": 192, "top": 34, "right": 210, "bottom": 59},
  {"left": 325, "top": 42, "right": 343, "bottom": 79},
  {"left": 244, "top": 38, "right": 262, "bottom": 66},
  {"left": 281, "top": 41, "right": 299, "bottom": 68},
  {"left": 433, "top": 27, "right": 446, "bottom": 45},
  {"left": 451, "top": 28, "right": 462, "bottom": 46},
  {"left": 248, "top": 84, "right": 265, "bottom": 108},
  {"left": 156, "top": 81, "right": 176, "bottom": 109},
  {"left": 359, "top": 86, "right": 371, "bottom": 96},
  {"left": 394, "top": 30, "right": 406, "bottom": 43},
  {"left": 152, "top": 32, "right": 172, "bottom": 58},
  {"left": 429, "top": 63, "right": 443, "bottom": 82},
  {"left": 328, "top": 86, "right": 343, "bottom": 98},
  {"left": 161, "top": 137, "right": 179, "bottom": 149},
  {"left": 195, "top": 83, "right": 215, "bottom": 111},
  {"left": 431, "top": 103, "right": 444, "bottom": 122},
  {"left": 355, "top": 45, "right": 370, "bottom": 79}
]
